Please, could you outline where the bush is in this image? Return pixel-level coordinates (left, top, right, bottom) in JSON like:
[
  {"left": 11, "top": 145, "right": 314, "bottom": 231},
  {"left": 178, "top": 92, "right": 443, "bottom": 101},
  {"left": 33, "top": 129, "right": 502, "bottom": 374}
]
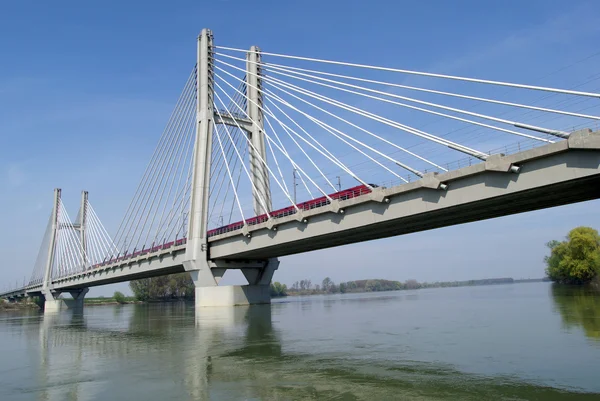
[
  {"left": 270, "top": 282, "right": 288, "bottom": 297},
  {"left": 113, "top": 291, "right": 126, "bottom": 304},
  {"left": 546, "top": 227, "right": 600, "bottom": 284}
]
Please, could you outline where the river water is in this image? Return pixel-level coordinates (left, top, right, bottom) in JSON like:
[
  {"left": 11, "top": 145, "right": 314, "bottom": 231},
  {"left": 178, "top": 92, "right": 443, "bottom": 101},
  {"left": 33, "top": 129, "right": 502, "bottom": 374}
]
[{"left": 1, "top": 282, "right": 599, "bottom": 400}]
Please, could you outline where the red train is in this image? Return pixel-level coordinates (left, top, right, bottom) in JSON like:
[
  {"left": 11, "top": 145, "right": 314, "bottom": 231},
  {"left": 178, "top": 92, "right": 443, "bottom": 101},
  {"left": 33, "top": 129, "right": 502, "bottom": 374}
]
[
  {"left": 206, "top": 183, "right": 375, "bottom": 238},
  {"left": 91, "top": 237, "right": 188, "bottom": 270},
  {"left": 92, "top": 184, "right": 375, "bottom": 269}
]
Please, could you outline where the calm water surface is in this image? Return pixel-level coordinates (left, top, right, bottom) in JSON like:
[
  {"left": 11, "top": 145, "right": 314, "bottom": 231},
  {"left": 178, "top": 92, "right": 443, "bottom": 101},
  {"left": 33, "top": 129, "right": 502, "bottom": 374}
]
[{"left": 1, "top": 282, "right": 599, "bottom": 400}]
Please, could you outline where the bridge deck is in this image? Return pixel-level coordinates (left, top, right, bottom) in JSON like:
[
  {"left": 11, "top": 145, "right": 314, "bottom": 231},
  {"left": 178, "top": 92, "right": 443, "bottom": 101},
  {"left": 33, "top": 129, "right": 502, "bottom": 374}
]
[
  {"left": 2, "top": 131, "right": 599, "bottom": 297},
  {"left": 207, "top": 132, "right": 600, "bottom": 259}
]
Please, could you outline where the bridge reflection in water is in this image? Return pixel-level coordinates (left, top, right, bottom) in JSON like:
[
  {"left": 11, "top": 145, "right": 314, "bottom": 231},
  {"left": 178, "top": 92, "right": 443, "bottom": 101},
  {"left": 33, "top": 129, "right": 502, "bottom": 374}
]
[
  {"left": 3, "top": 294, "right": 600, "bottom": 400},
  {"left": 20, "top": 304, "right": 282, "bottom": 401}
]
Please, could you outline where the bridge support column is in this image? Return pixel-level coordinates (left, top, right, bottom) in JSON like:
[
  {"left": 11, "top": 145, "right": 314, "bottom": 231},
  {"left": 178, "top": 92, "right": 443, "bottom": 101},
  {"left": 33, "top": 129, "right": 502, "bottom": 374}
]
[
  {"left": 43, "top": 288, "right": 88, "bottom": 313},
  {"left": 193, "top": 283, "right": 271, "bottom": 308},
  {"left": 187, "top": 259, "right": 278, "bottom": 307},
  {"left": 184, "top": 30, "right": 279, "bottom": 308},
  {"left": 246, "top": 45, "right": 271, "bottom": 216}
]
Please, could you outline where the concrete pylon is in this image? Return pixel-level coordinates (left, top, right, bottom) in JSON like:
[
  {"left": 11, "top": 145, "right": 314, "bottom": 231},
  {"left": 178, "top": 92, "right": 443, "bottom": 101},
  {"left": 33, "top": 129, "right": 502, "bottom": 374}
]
[
  {"left": 183, "top": 29, "right": 278, "bottom": 308},
  {"left": 41, "top": 188, "right": 60, "bottom": 297},
  {"left": 244, "top": 45, "right": 279, "bottom": 295},
  {"left": 183, "top": 28, "right": 218, "bottom": 303},
  {"left": 41, "top": 189, "right": 89, "bottom": 313},
  {"left": 79, "top": 190, "right": 88, "bottom": 269},
  {"left": 246, "top": 46, "right": 272, "bottom": 215}
]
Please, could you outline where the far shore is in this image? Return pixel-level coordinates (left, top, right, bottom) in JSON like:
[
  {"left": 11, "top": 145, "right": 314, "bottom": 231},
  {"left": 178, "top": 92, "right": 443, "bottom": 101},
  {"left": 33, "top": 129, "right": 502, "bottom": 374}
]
[{"left": 2, "top": 278, "right": 558, "bottom": 311}]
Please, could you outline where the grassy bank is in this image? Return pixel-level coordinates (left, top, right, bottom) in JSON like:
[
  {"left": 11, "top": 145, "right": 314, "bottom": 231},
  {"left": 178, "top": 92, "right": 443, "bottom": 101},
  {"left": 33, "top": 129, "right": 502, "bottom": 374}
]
[{"left": 84, "top": 296, "right": 138, "bottom": 306}]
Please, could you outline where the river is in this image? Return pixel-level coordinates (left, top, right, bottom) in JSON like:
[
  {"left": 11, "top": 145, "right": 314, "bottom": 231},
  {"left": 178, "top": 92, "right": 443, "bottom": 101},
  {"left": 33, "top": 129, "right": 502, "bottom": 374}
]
[{"left": 1, "top": 282, "right": 599, "bottom": 400}]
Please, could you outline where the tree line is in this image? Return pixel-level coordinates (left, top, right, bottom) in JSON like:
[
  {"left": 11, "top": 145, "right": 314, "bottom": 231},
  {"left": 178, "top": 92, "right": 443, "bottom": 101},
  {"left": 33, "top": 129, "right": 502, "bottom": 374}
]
[
  {"left": 129, "top": 273, "right": 194, "bottom": 301},
  {"left": 280, "top": 276, "right": 515, "bottom": 296},
  {"left": 127, "top": 274, "right": 522, "bottom": 301}
]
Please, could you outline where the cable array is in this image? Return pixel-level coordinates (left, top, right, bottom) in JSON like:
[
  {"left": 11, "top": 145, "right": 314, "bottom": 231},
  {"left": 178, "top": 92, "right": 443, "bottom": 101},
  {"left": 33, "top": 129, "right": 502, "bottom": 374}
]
[
  {"left": 208, "top": 79, "right": 250, "bottom": 228},
  {"left": 84, "top": 201, "right": 120, "bottom": 267},
  {"left": 53, "top": 200, "right": 87, "bottom": 278},
  {"left": 26, "top": 197, "right": 120, "bottom": 284},
  {"left": 207, "top": 45, "right": 599, "bottom": 215},
  {"left": 111, "top": 66, "right": 198, "bottom": 258},
  {"left": 28, "top": 213, "right": 53, "bottom": 286}
]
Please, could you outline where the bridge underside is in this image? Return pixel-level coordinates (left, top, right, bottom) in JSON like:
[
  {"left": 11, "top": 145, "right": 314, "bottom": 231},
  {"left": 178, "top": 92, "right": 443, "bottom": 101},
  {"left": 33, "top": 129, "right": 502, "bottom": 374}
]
[{"left": 208, "top": 136, "right": 600, "bottom": 260}]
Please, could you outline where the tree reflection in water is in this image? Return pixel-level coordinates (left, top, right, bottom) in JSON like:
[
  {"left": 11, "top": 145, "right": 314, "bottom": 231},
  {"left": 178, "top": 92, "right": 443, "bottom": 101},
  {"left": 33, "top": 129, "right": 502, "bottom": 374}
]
[{"left": 551, "top": 284, "right": 600, "bottom": 341}]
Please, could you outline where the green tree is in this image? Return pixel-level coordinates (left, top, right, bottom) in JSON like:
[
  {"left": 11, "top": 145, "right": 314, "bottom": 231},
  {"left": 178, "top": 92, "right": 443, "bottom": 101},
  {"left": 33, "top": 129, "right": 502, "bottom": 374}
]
[
  {"left": 322, "top": 277, "right": 332, "bottom": 292},
  {"left": 270, "top": 282, "right": 288, "bottom": 297},
  {"left": 545, "top": 227, "right": 600, "bottom": 284},
  {"left": 130, "top": 278, "right": 151, "bottom": 301},
  {"left": 129, "top": 273, "right": 195, "bottom": 301},
  {"left": 113, "top": 291, "right": 126, "bottom": 304},
  {"left": 404, "top": 279, "right": 420, "bottom": 289}
]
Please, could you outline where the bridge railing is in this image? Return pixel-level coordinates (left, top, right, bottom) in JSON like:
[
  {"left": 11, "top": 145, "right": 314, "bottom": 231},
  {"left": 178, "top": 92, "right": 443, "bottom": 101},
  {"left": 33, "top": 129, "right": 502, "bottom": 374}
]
[
  {"left": 388, "top": 135, "right": 563, "bottom": 188},
  {"left": 206, "top": 185, "right": 373, "bottom": 238}
]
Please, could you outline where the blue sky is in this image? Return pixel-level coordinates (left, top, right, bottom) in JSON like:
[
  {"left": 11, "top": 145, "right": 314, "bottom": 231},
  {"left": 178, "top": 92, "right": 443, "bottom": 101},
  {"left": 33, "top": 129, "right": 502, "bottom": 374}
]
[{"left": 1, "top": 0, "right": 600, "bottom": 295}]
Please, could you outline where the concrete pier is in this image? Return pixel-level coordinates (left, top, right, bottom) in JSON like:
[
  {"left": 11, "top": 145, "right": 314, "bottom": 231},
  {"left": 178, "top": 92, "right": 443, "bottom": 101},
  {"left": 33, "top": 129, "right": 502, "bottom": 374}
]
[
  {"left": 43, "top": 288, "right": 88, "bottom": 313},
  {"left": 195, "top": 285, "right": 270, "bottom": 307}
]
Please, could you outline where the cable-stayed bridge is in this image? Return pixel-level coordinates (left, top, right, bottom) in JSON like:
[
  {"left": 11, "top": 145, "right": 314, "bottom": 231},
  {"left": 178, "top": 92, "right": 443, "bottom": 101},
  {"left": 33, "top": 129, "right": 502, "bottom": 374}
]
[{"left": 2, "top": 29, "right": 600, "bottom": 311}]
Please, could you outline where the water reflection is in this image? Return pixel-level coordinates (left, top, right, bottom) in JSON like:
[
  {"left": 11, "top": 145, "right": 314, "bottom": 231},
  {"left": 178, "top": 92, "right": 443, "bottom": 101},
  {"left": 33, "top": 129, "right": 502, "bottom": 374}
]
[
  {"left": 27, "top": 304, "right": 281, "bottom": 401},
  {"left": 551, "top": 284, "right": 600, "bottom": 341},
  {"left": 2, "top": 286, "right": 600, "bottom": 400}
]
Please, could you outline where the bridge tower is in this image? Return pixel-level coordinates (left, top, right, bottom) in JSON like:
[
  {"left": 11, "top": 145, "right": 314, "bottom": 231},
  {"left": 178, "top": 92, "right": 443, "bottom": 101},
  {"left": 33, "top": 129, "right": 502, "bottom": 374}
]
[
  {"left": 183, "top": 28, "right": 279, "bottom": 307},
  {"left": 247, "top": 45, "right": 272, "bottom": 215},
  {"left": 40, "top": 188, "right": 89, "bottom": 313},
  {"left": 41, "top": 188, "right": 61, "bottom": 297},
  {"left": 78, "top": 190, "right": 88, "bottom": 268}
]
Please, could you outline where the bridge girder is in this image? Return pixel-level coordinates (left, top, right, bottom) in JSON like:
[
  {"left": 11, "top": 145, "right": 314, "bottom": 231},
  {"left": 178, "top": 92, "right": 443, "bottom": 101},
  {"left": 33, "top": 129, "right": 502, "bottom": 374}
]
[{"left": 206, "top": 130, "right": 600, "bottom": 260}]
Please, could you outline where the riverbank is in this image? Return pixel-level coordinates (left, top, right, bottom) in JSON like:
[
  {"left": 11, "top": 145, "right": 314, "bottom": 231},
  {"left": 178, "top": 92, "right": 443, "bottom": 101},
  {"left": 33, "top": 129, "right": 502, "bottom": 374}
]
[
  {"left": 1, "top": 297, "right": 140, "bottom": 310},
  {"left": 281, "top": 277, "right": 550, "bottom": 297},
  {"left": 1, "top": 296, "right": 195, "bottom": 310},
  {"left": 0, "top": 300, "right": 38, "bottom": 310},
  {"left": 84, "top": 297, "right": 139, "bottom": 306}
]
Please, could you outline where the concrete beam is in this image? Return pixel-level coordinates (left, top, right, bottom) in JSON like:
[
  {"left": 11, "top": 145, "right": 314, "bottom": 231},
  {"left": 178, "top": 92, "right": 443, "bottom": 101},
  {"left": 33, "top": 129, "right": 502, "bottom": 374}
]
[
  {"left": 49, "top": 248, "right": 187, "bottom": 291},
  {"left": 214, "top": 112, "right": 253, "bottom": 132},
  {"left": 208, "top": 145, "right": 600, "bottom": 260},
  {"left": 568, "top": 129, "right": 600, "bottom": 149}
]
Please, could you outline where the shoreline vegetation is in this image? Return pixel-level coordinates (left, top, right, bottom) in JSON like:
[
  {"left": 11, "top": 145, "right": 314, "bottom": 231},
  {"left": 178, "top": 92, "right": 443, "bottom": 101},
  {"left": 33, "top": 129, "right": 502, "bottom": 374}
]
[
  {"left": 270, "top": 277, "right": 549, "bottom": 297},
  {"left": 1, "top": 276, "right": 550, "bottom": 310},
  {"left": 0, "top": 298, "right": 38, "bottom": 310}
]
